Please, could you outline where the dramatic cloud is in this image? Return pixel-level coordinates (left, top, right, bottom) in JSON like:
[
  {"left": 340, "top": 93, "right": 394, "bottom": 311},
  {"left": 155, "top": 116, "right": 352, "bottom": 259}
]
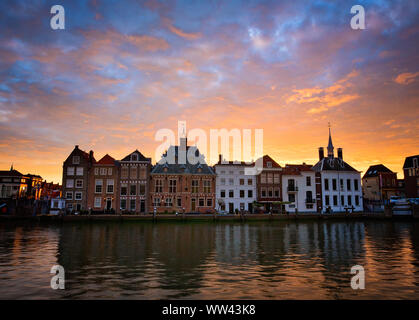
[{"left": 0, "top": 0, "right": 418, "bottom": 182}]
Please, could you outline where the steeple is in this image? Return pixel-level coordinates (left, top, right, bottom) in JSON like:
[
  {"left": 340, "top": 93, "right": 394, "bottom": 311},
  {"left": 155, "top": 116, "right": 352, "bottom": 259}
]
[
  {"left": 10, "top": 163, "right": 13, "bottom": 171},
  {"left": 327, "top": 123, "right": 334, "bottom": 158}
]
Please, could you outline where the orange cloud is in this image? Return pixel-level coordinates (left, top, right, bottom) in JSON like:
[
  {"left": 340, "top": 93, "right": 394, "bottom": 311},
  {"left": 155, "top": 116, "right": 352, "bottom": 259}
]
[
  {"left": 163, "top": 18, "right": 202, "bottom": 40},
  {"left": 394, "top": 72, "right": 419, "bottom": 85}
]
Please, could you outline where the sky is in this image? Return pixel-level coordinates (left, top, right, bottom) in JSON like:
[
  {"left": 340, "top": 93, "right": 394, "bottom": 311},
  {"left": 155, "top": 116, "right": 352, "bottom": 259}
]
[{"left": 0, "top": 0, "right": 418, "bottom": 184}]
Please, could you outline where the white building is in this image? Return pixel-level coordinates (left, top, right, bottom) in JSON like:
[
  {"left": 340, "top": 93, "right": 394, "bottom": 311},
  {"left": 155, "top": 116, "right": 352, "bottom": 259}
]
[
  {"left": 215, "top": 156, "right": 257, "bottom": 213},
  {"left": 281, "top": 164, "right": 317, "bottom": 213},
  {"left": 312, "top": 128, "right": 363, "bottom": 213}
]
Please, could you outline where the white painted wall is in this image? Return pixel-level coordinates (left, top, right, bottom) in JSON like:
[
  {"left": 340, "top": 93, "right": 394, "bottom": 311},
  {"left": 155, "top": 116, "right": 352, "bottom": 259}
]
[{"left": 282, "top": 171, "right": 317, "bottom": 212}]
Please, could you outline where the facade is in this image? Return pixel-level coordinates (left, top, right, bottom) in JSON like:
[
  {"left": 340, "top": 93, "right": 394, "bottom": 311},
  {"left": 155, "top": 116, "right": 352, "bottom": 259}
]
[
  {"left": 150, "top": 137, "right": 216, "bottom": 213},
  {"left": 26, "top": 174, "right": 43, "bottom": 200},
  {"left": 40, "top": 181, "right": 62, "bottom": 199},
  {"left": 403, "top": 155, "right": 419, "bottom": 198},
  {"left": 214, "top": 156, "right": 257, "bottom": 213},
  {"left": 0, "top": 168, "right": 27, "bottom": 199},
  {"left": 88, "top": 154, "right": 119, "bottom": 213},
  {"left": 312, "top": 129, "right": 363, "bottom": 213},
  {"left": 362, "top": 164, "right": 398, "bottom": 203},
  {"left": 119, "top": 150, "right": 152, "bottom": 214},
  {"left": 62, "top": 145, "right": 96, "bottom": 212},
  {"left": 281, "top": 164, "right": 317, "bottom": 213},
  {"left": 256, "top": 155, "right": 283, "bottom": 213}
]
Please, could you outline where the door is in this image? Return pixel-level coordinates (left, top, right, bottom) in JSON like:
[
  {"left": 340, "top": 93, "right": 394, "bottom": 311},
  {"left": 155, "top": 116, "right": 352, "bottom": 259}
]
[
  {"left": 248, "top": 203, "right": 253, "bottom": 213},
  {"left": 106, "top": 198, "right": 112, "bottom": 211},
  {"left": 191, "top": 198, "right": 196, "bottom": 211},
  {"left": 229, "top": 203, "right": 234, "bottom": 213},
  {"left": 140, "top": 200, "right": 145, "bottom": 213}
]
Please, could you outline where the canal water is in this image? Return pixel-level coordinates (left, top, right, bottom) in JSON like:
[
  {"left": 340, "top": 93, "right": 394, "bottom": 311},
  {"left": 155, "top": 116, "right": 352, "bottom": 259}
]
[{"left": 0, "top": 220, "right": 419, "bottom": 299}]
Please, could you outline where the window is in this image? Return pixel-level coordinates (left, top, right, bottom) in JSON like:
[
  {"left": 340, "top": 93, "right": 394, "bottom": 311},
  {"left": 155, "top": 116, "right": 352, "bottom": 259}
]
[
  {"left": 240, "top": 190, "right": 245, "bottom": 198},
  {"left": 333, "top": 195, "right": 338, "bottom": 206},
  {"left": 165, "top": 198, "right": 172, "bottom": 207},
  {"left": 229, "top": 178, "right": 234, "bottom": 186},
  {"left": 248, "top": 179, "right": 252, "bottom": 185},
  {"left": 348, "top": 195, "right": 352, "bottom": 206},
  {"left": 75, "top": 192, "right": 82, "bottom": 200},
  {"left": 306, "top": 176, "right": 311, "bottom": 186},
  {"left": 341, "top": 195, "right": 345, "bottom": 206},
  {"left": 268, "top": 189, "right": 273, "bottom": 197},
  {"left": 94, "top": 168, "right": 99, "bottom": 175},
  {"left": 67, "top": 203, "right": 73, "bottom": 210},
  {"left": 76, "top": 179, "right": 83, "bottom": 188},
  {"left": 240, "top": 179, "right": 244, "bottom": 185},
  {"left": 306, "top": 191, "right": 313, "bottom": 201},
  {"left": 220, "top": 178, "right": 226, "bottom": 185},
  {"left": 177, "top": 197, "right": 182, "bottom": 207},
  {"left": 130, "top": 199, "right": 136, "bottom": 211},
  {"left": 324, "top": 179, "right": 329, "bottom": 191},
  {"left": 274, "top": 189, "right": 280, "bottom": 197},
  {"left": 192, "top": 180, "right": 199, "bottom": 193},
  {"left": 289, "top": 194, "right": 295, "bottom": 202},
  {"left": 239, "top": 170, "right": 244, "bottom": 175},
  {"left": 274, "top": 174, "right": 280, "bottom": 184},
  {"left": 240, "top": 203, "right": 245, "bottom": 210},
  {"left": 199, "top": 198, "right": 204, "bottom": 207},
  {"left": 130, "top": 184, "right": 136, "bottom": 196},
  {"left": 220, "top": 190, "right": 226, "bottom": 198},
  {"left": 267, "top": 161, "right": 272, "bottom": 168},
  {"left": 414, "top": 158, "right": 418, "bottom": 168},
  {"left": 139, "top": 167, "right": 146, "bottom": 179},
  {"left": 120, "top": 199, "right": 127, "bottom": 210},
  {"left": 203, "top": 180, "right": 211, "bottom": 193},
  {"left": 347, "top": 179, "right": 351, "bottom": 191},
  {"left": 153, "top": 198, "right": 160, "bottom": 207},
  {"left": 354, "top": 179, "right": 359, "bottom": 191},
  {"left": 139, "top": 184, "right": 145, "bottom": 195},
  {"left": 120, "top": 184, "right": 127, "bottom": 196},
  {"left": 261, "top": 173, "right": 266, "bottom": 184},
  {"left": 107, "top": 179, "right": 114, "bottom": 193},
  {"left": 76, "top": 167, "right": 83, "bottom": 176},
  {"left": 155, "top": 180, "right": 163, "bottom": 193},
  {"left": 325, "top": 195, "right": 330, "bottom": 206},
  {"left": 121, "top": 167, "right": 129, "bottom": 179},
  {"left": 130, "top": 167, "right": 137, "bottom": 179},
  {"left": 261, "top": 189, "right": 266, "bottom": 197},
  {"left": 169, "top": 179, "right": 177, "bottom": 193},
  {"left": 131, "top": 154, "right": 138, "bottom": 161},
  {"left": 67, "top": 167, "right": 75, "bottom": 176},
  {"left": 65, "top": 192, "right": 73, "bottom": 200},
  {"left": 100, "top": 168, "right": 107, "bottom": 175},
  {"left": 229, "top": 190, "right": 234, "bottom": 198},
  {"left": 340, "top": 179, "right": 344, "bottom": 191},
  {"left": 267, "top": 174, "right": 273, "bottom": 184},
  {"left": 94, "top": 197, "right": 101, "bottom": 208},
  {"left": 72, "top": 156, "right": 80, "bottom": 164},
  {"left": 332, "top": 179, "right": 337, "bottom": 191},
  {"left": 248, "top": 190, "right": 253, "bottom": 198},
  {"left": 108, "top": 168, "right": 112, "bottom": 175},
  {"left": 207, "top": 198, "right": 212, "bottom": 207},
  {"left": 95, "top": 180, "right": 103, "bottom": 193},
  {"left": 66, "top": 179, "right": 74, "bottom": 188},
  {"left": 355, "top": 195, "right": 359, "bottom": 206}
]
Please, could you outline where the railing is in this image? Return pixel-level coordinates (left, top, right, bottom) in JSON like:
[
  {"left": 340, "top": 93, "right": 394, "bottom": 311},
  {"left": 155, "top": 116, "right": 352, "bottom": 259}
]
[
  {"left": 287, "top": 186, "right": 298, "bottom": 192},
  {"left": 305, "top": 198, "right": 316, "bottom": 204}
]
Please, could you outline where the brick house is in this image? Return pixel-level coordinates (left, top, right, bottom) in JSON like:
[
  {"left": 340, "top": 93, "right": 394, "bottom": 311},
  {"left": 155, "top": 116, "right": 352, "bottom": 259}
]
[
  {"left": 150, "top": 137, "right": 216, "bottom": 214},
  {"left": 362, "top": 164, "right": 399, "bottom": 204},
  {"left": 118, "top": 150, "right": 152, "bottom": 214},
  {"left": 403, "top": 155, "right": 419, "bottom": 198},
  {"left": 62, "top": 145, "right": 96, "bottom": 212},
  {"left": 88, "top": 154, "right": 119, "bottom": 213},
  {"left": 255, "top": 155, "right": 283, "bottom": 213}
]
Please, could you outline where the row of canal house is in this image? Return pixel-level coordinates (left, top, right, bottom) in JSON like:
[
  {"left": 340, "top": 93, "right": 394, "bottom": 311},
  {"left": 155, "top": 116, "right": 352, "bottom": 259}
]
[{"left": 62, "top": 129, "right": 363, "bottom": 214}]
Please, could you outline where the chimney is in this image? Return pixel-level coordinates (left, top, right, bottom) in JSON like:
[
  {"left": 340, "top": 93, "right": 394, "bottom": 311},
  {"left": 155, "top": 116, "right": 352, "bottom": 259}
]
[
  {"left": 89, "top": 150, "right": 94, "bottom": 164},
  {"left": 337, "top": 148, "right": 343, "bottom": 160},
  {"left": 318, "top": 147, "right": 324, "bottom": 160},
  {"left": 218, "top": 154, "right": 222, "bottom": 164},
  {"left": 75, "top": 145, "right": 79, "bottom": 150}
]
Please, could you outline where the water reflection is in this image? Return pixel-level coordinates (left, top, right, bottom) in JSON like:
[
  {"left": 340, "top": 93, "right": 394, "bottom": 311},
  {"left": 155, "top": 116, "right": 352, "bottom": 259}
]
[{"left": 0, "top": 221, "right": 419, "bottom": 299}]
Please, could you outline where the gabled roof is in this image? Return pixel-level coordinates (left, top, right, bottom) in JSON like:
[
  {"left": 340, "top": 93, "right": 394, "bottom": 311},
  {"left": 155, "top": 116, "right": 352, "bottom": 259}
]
[
  {"left": 64, "top": 145, "right": 96, "bottom": 164},
  {"left": 120, "top": 150, "right": 151, "bottom": 162},
  {"left": 363, "top": 164, "right": 394, "bottom": 178},
  {"left": 0, "top": 169, "right": 24, "bottom": 177},
  {"left": 152, "top": 145, "right": 215, "bottom": 175},
  {"left": 312, "top": 157, "right": 359, "bottom": 172},
  {"left": 403, "top": 155, "right": 419, "bottom": 169},
  {"left": 97, "top": 154, "right": 116, "bottom": 165},
  {"left": 259, "top": 155, "right": 282, "bottom": 169}
]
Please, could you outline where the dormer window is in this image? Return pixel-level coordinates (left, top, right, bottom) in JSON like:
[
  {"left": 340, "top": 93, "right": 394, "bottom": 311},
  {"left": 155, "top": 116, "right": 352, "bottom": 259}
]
[
  {"left": 267, "top": 162, "right": 272, "bottom": 168},
  {"left": 72, "top": 156, "right": 80, "bottom": 164},
  {"left": 131, "top": 154, "right": 138, "bottom": 162}
]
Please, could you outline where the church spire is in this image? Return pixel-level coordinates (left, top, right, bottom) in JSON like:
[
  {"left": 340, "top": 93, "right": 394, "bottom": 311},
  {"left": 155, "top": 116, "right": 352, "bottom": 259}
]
[
  {"left": 327, "top": 122, "right": 334, "bottom": 158},
  {"left": 10, "top": 163, "right": 13, "bottom": 171}
]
